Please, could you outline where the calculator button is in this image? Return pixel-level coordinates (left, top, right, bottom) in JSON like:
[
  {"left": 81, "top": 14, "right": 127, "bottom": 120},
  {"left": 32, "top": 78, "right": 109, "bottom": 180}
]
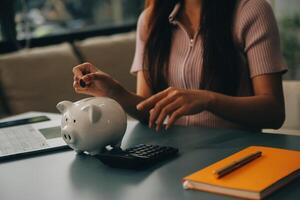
[
  {"left": 131, "top": 153, "right": 149, "bottom": 159},
  {"left": 96, "top": 144, "right": 178, "bottom": 170}
]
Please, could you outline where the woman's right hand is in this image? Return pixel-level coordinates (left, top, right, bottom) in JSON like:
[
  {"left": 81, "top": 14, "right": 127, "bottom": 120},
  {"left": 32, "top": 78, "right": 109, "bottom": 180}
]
[{"left": 72, "top": 62, "right": 123, "bottom": 98}]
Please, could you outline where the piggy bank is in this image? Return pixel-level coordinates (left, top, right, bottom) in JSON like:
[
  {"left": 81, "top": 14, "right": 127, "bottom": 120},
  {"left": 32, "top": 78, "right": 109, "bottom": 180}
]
[{"left": 56, "top": 97, "right": 127, "bottom": 155}]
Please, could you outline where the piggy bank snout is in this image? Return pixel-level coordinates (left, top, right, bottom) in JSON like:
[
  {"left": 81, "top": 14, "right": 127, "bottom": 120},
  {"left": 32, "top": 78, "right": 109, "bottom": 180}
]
[{"left": 61, "top": 127, "right": 76, "bottom": 144}]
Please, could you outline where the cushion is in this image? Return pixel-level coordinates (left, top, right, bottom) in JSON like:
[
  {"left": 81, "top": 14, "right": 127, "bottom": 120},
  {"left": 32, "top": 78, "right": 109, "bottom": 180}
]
[
  {"left": 0, "top": 43, "right": 86, "bottom": 114},
  {"left": 75, "top": 32, "right": 136, "bottom": 92}
]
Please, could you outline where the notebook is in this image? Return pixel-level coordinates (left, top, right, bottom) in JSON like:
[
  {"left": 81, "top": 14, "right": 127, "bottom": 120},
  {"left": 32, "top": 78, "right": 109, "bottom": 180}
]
[{"left": 183, "top": 146, "right": 300, "bottom": 199}]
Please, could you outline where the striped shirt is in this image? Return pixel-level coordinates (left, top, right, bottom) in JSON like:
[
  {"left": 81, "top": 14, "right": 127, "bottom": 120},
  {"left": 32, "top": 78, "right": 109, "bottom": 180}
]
[{"left": 130, "top": 0, "right": 287, "bottom": 129}]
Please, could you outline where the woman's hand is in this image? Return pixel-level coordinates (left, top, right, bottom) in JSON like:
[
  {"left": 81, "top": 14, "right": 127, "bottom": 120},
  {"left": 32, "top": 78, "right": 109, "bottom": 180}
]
[
  {"left": 72, "top": 62, "right": 123, "bottom": 98},
  {"left": 136, "top": 87, "right": 214, "bottom": 131}
]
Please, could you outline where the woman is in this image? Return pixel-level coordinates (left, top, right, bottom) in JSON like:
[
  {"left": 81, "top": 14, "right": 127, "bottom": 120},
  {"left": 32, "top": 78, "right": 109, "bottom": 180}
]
[{"left": 73, "top": 0, "right": 287, "bottom": 131}]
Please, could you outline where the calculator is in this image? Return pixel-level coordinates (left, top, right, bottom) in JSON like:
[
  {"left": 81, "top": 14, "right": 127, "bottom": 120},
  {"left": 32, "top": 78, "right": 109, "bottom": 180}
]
[{"left": 95, "top": 144, "right": 179, "bottom": 170}]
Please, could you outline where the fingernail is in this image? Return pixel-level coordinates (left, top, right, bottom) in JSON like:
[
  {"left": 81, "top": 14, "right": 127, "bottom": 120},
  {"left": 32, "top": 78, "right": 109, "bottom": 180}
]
[{"left": 136, "top": 104, "right": 142, "bottom": 110}]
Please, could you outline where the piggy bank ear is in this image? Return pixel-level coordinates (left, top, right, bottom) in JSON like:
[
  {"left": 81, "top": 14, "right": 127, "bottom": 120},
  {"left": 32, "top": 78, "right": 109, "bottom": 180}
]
[
  {"left": 81, "top": 105, "right": 102, "bottom": 123},
  {"left": 56, "top": 101, "right": 73, "bottom": 114}
]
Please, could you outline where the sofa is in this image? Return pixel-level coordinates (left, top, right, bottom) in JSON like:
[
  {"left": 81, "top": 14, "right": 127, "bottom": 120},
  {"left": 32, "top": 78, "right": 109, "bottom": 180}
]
[
  {"left": 0, "top": 32, "right": 136, "bottom": 115},
  {"left": 0, "top": 31, "right": 299, "bottom": 135}
]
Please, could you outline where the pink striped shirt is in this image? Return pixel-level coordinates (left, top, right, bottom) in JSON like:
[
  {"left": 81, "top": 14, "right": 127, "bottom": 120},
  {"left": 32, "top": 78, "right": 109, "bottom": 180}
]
[{"left": 130, "top": 0, "right": 287, "bottom": 129}]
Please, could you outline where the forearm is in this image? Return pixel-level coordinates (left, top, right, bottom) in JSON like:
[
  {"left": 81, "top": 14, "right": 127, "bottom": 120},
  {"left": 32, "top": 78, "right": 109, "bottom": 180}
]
[
  {"left": 111, "top": 87, "right": 149, "bottom": 123},
  {"left": 207, "top": 92, "right": 285, "bottom": 129}
]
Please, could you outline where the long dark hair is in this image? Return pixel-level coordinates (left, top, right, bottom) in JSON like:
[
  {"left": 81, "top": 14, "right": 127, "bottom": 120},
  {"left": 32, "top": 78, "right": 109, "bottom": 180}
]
[{"left": 143, "top": 0, "right": 240, "bottom": 95}]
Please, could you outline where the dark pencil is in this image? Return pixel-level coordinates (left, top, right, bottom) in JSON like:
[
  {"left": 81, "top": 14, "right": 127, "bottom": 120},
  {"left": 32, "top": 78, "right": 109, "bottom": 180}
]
[{"left": 213, "top": 151, "right": 262, "bottom": 179}]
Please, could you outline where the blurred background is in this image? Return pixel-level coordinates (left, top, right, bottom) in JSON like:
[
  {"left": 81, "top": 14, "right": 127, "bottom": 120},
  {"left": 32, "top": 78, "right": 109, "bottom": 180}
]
[
  {"left": 0, "top": 0, "right": 144, "bottom": 52},
  {"left": 0, "top": 0, "right": 299, "bottom": 134},
  {"left": 13, "top": 0, "right": 143, "bottom": 39},
  {"left": 0, "top": 0, "right": 298, "bottom": 79},
  {"left": 269, "top": 0, "right": 300, "bottom": 79},
  {"left": 0, "top": 0, "right": 144, "bottom": 116}
]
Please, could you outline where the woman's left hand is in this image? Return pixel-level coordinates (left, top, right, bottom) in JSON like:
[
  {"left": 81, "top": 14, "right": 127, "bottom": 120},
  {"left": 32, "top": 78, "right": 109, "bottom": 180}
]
[{"left": 136, "top": 87, "right": 213, "bottom": 131}]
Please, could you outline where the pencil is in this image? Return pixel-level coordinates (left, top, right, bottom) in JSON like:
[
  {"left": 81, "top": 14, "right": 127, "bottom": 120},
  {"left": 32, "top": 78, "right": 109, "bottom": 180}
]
[{"left": 213, "top": 151, "right": 262, "bottom": 179}]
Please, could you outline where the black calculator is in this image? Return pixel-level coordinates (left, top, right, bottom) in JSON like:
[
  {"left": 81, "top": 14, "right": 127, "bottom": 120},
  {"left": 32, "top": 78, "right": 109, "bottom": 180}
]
[{"left": 95, "top": 144, "right": 178, "bottom": 170}]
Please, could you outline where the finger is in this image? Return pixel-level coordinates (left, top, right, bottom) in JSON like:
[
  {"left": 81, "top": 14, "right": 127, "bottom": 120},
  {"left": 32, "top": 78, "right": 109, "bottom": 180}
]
[
  {"left": 74, "top": 78, "right": 87, "bottom": 89},
  {"left": 74, "top": 76, "right": 88, "bottom": 88},
  {"left": 74, "top": 84, "right": 98, "bottom": 96},
  {"left": 74, "top": 75, "right": 80, "bottom": 82},
  {"left": 72, "top": 62, "right": 95, "bottom": 78},
  {"left": 83, "top": 71, "right": 108, "bottom": 80},
  {"left": 73, "top": 80, "right": 80, "bottom": 88},
  {"left": 166, "top": 107, "right": 187, "bottom": 129},
  {"left": 81, "top": 73, "right": 96, "bottom": 85},
  {"left": 137, "top": 87, "right": 173, "bottom": 111},
  {"left": 155, "top": 100, "right": 181, "bottom": 132},
  {"left": 74, "top": 86, "right": 87, "bottom": 94},
  {"left": 137, "top": 92, "right": 167, "bottom": 111},
  {"left": 148, "top": 109, "right": 155, "bottom": 128},
  {"left": 81, "top": 62, "right": 99, "bottom": 74},
  {"left": 80, "top": 73, "right": 103, "bottom": 87},
  {"left": 73, "top": 80, "right": 88, "bottom": 91},
  {"left": 72, "top": 64, "right": 86, "bottom": 78},
  {"left": 148, "top": 94, "right": 179, "bottom": 129}
]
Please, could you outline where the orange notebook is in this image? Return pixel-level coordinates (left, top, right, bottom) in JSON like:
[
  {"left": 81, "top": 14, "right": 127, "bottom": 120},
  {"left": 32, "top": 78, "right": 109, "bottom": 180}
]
[{"left": 183, "top": 146, "right": 300, "bottom": 199}]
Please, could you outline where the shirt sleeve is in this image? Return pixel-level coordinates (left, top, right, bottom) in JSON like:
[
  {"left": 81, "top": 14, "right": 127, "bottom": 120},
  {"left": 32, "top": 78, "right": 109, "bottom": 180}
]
[
  {"left": 130, "top": 11, "right": 148, "bottom": 75},
  {"left": 236, "top": 0, "right": 287, "bottom": 78}
]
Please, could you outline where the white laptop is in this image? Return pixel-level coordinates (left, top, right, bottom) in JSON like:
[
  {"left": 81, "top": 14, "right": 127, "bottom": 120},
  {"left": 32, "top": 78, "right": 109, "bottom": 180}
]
[{"left": 0, "top": 113, "right": 68, "bottom": 160}]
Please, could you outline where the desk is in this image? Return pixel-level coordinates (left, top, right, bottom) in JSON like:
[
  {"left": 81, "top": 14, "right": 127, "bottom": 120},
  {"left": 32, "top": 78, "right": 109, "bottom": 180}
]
[{"left": 0, "top": 113, "right": 300, "bottom": 200}]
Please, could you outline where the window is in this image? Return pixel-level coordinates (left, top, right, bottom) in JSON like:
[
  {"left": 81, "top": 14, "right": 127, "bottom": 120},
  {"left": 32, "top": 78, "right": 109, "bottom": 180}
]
[
  {"left": 0, "top": 0, "right": 144, "bottom": 53},
  {"left": 269, "top": 0, "right": 300, "bottom": 80},
  {"left": 1, "top": 0, "right": 299, "bottom": 80},
  {"left": 15, "top": 0, "right": 144, "bottom": 40}
]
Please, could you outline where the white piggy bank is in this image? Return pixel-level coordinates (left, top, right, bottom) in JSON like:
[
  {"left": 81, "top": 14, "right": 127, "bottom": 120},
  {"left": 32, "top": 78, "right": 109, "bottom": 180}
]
[{"left": 56, "top": 97, "right": 127, "bottom": 155}]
